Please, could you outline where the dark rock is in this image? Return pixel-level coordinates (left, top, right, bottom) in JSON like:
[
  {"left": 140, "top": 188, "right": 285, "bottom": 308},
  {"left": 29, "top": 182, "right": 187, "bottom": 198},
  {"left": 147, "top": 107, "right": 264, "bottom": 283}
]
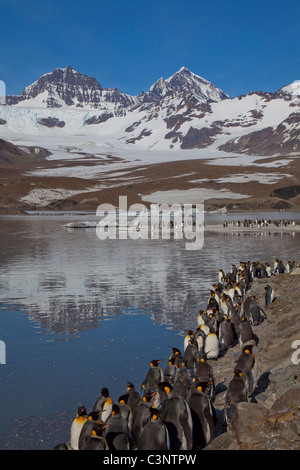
[
  {"left": 181, "top": 126, "right": 222, "bottom": 149},
  {"left": 230, "top": 402, "right": 269, "bottom": 449},
  {"left": 270, "top": 185, "right": 300, "bottom": 200},
  {"left": 84, "top": 113, "right": 113, "bottom": 125},
  {"left": 38, "top": 117, "right": 65, "bottom": 128}
]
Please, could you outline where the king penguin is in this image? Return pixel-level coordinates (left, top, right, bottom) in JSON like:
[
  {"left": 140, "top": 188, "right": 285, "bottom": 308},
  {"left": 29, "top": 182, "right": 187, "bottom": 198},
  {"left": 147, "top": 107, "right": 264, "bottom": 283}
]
[
  {"left": 141, "top": 360, "right": 164, "bottom": 393},
  {"left": 157, "top": 381, "right": 193, "bottom": 451},
  {"left": 234, "top": 345, "right": 258, "bottom": 397},
  {"left": 169, "top": 347, "right": 183, "bottom": 367},
  {"left": 204, "top": 328, "right": 219, "bottom": 360},
  {"left": 224, "top": 370, "right": 248, "bottom": 427},
  {"left": 173, "top": 359, "right": 192, "bottom": 400},
  {"left": 69, "top": 405, "right": 88, "bottom": 450},
  {"left": 125, "top": 382, "right": 141, "bottom": 418},
  {"left": 264, "top": 284, "right": 274, "bottom": 308},
  {"left": 194, "top": 325, "right": 206, "bottom": 353},
  {"left": 237, "top": 316, "right": 253, "bottom": 346},
  {"left": 248, "top": 297, "right": 264, "bottom": 325},
  {"left": 188, "top": 381, "right": 215, "bottom": 449},
  {"left": 219, "top": 315, "right": 234, "bottom": 351},
  {"left": 117, "top": 394, "right": 134, "bottom": 444},
  {"left": 78, "top": 410, "right": 103, "bottom": 450},
  {"left": 105, "top": 404, "right": 130, "bottom": 450},
  {"left": 137, "top": 407, "right": 170, "bottom": 450},
  {"left": 183, "top": 337, "right": 198, "bottom": 370},
  {"left": 193, "top": 352, "right": 215, "bottom": 401},
  {"left": 163, "top": 355, "right": 178, "bottom": 385},
  {"left": 92, "top": 387, "right": 113, "bottom": 423},
  {"left": 82, "top": 423, "right": 108, "bottom": 450},
  {"left": 184, "top": 330, "right": 194, "bottom": 351},
  {"left": 132, "top": 391, "right": 156, "bottom": 447}
]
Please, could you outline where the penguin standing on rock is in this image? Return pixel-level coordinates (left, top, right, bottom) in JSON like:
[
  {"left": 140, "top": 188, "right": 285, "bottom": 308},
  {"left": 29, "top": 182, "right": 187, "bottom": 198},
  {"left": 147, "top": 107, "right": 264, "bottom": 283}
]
[
  {"left": 137, "top": 408, "right": 170, "bottom": 450},
  {"left": 193, "top": 352, "right": 215, "bottom": 401},
  {"left": 248, "top": 298, "right": 263, "bottom": 326},
  {"left": 219, "top": 315, "right": 234, "bottom": 351},
  {"left": 237, "top": 317, "right": 253, "bottom": 346},
  {"left": 157, "top": 382, "right": 193, "bottom": 451},
  {"left": 265, "top": 284, "right": 274, "bottom": 308},
  {"left": 234, "top": 345, "right": 258, "bottom": 397},
  {"left": 188, "top": 381, "right": 215, "bottom": 449},
  {"left": 69, "top": 405, "right": 88, "bottom": 450},
  {"left": 224, "top": 370, "right": 248, "bottom": 427}
]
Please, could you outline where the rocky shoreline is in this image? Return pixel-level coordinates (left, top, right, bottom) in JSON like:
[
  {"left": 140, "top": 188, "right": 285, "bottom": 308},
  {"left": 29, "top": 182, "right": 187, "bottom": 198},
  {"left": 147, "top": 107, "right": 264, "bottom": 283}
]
[{"left": 205, "top": 269, "right": 300, "bottom": 450}]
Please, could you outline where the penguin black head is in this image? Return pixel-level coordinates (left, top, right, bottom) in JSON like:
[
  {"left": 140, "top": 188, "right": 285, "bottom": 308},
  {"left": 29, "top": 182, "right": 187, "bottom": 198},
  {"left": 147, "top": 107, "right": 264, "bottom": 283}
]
[
  {"left": 92, "top": 423, "right": 108, "bottom": 437},
  {"left": 127, "top": 382, "right": 135, "bottom": 390},
  {"left": 111, "top": 404, "right": 121, "bottom": 415},
  {"left": 170, "top": 347, "right": 181, "bottom": 356},
  {"left": 156, "top": 381, "right": 173, "bottom": 395},
  {"left": 242, "top": 345, "right": 253, "bottom": 354},
  {"left": 118, "top": 394, "right": 129, "bottom": 405},
  {"left": 149, "top": 408, "right": 162, "bottom": 420},
  {"left": 101, "top": 387, "right": 110, "bottom": 397},
  {"left": 142, "top": 392, "right": 156, "bottom": 403},
  {"left": 198, "top": 352, "right": 208, "bottom": 363},
  {"left": 185, "top": 330, "right": 194, "bottom": 336},
  {"left": 195, "top": 381, "right": 210, "bottom": 392},
  {"left": 150, "top": 359, "right": 163, "bottom": 367},
  {"left": 77, "top": 406, "right": 87, "bottom": 417},
  {"left": 233, "top": 369, "right": 243, "bottom": 378},
  {"left": 88, "top": 411, "right": 102, "bottom": 421},
  {"left": 168, "top": 356, "right": 177, "bottom": 365}
]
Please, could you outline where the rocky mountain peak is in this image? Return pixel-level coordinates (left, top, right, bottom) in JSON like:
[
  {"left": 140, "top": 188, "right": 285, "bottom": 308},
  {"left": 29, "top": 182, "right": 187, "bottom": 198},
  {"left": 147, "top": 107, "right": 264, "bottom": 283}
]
[{"left": 139, "top": 67, "right": 229, "bottom": 105}]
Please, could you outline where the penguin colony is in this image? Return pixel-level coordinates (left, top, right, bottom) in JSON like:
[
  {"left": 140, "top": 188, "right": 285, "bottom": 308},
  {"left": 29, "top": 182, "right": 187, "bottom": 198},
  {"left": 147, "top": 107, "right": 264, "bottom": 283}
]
[
  {"left": 54, "top": 258, "right": 298, "bottom": 451},
  {"left": 222, "top": 218, "right": 297, "bottom": 228}
]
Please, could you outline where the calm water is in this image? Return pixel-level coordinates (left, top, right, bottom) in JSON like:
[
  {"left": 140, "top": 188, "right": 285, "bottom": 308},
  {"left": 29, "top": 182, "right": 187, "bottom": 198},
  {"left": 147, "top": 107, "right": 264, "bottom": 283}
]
[{"left": 0, "top": 212, "right": 299, "bottom": 449}]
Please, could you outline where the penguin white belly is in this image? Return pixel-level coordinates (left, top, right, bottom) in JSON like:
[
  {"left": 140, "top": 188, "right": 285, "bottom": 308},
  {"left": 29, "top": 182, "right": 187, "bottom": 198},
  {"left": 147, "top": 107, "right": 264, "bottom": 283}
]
[
  {"left": 101, "top": 399, "right": 113, "bottom": 423},
  {"left": 196, "top": 335, "right": 204, "bottom": 350},
  {"left": 184, "top": 336, "right": 190, "bottom": 351},
  {"left": 204, "top": 334, "right": 219, "bottom": 359},
  {"left": 70, "top": 417, "right": 87, "bottom": 450},
  {"left": 228, "top": 289, "right": 235, "bottom": 301}
]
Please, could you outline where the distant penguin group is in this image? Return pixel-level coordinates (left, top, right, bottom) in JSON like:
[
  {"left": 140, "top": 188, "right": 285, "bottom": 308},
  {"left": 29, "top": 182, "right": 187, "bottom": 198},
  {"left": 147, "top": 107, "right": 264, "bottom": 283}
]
[{"left": 53, "top": 256, "right": 296, "bottom": 451}]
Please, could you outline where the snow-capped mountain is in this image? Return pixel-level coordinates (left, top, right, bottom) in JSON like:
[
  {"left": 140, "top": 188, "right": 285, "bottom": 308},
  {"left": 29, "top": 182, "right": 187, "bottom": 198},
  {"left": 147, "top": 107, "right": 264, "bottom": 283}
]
[
  {"left": 6, "top": 65, "right": 137, "bottom": 110},
  {"left": 1, "top": 66, "right": 300, "bottom": 157},
  {"left": 138, "top": 66, "right": 229, "bottom": 103}
]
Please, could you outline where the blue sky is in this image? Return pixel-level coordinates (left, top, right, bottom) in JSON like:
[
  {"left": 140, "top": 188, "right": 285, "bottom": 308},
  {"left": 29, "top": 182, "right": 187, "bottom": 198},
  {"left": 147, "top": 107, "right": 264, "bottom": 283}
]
[{"left": 0, "top": 0, "right": 299, "bottom": 98}]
